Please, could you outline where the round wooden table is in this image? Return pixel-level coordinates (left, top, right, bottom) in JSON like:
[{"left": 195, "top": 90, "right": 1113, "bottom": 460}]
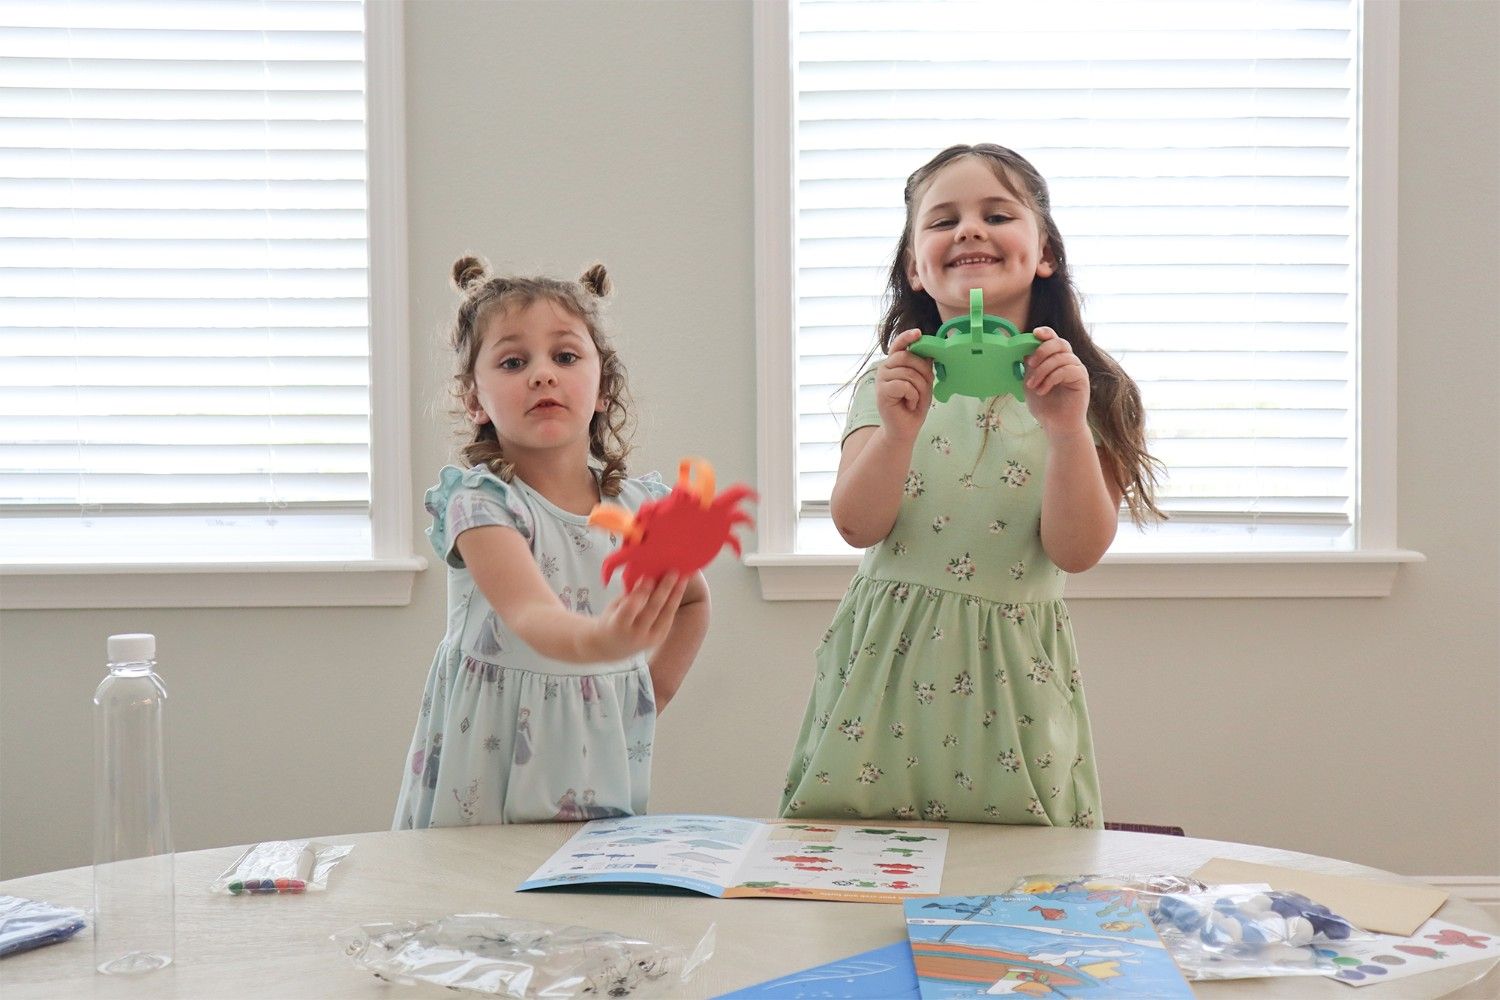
[{"left": 1, "top": 823, "right": 1495, "bottom": 998}]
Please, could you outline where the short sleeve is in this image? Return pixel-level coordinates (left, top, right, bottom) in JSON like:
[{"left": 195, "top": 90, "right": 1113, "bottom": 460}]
[
  {"left": 635, "top": 470, "right": 671, "bottom": 502},
  {"left": 424, "top": 465, "right": 533, "bottom": 568},
  {"left": 842, "top": 367, "right": 882, "bottom": 443}
]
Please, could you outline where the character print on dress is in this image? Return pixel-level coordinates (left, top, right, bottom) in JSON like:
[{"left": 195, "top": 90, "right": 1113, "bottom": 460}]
[
  {"left": 558, "top": 586, "right": 573, "bottom": 611},
  {"left": 580, "top": 675, "right": 604, "bottom": 720},
  {"left": 513, "top": 708, "right": 533, "bottom": 766},
  {"left": 578, "top": 788, "right": 627, "bottom": 820},
  {"left": 565, "top": 525, "right": 592, "bottom": 552},
  {"left": 553, "top": 788, "right": 581, "bottom": 821},
  {"left": 423, "top": 732, "right": 443, "bottom": 790},
  {"left": 473, "top": 611, "right": 505, "bottom": 657},
  {"left": 453, "top": 780, "right": 479, "bottom": 823},
  {"left": 574, "top": 587, "right": 594, "bottom": 615},
  {"left": 632, "top": 682, "right": 655, "bottom": 719}
]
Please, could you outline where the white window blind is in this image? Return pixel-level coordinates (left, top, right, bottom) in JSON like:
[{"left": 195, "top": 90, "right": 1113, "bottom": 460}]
[
  {"left": 0, "top": 0, "right": 372, "bottom": 559},
  {"left": 794, "top": 0, "right": 1361, "bottom": 547}
]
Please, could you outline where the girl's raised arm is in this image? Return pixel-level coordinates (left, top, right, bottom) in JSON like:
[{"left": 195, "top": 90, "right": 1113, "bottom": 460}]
[{"left": 456, "top": 525, "right": 686, "bottom": 664}]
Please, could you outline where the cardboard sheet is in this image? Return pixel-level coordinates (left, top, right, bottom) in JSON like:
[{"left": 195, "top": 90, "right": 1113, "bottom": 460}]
[{"left": 1190, "top": 858, "right": 1448, "bottom": 936}]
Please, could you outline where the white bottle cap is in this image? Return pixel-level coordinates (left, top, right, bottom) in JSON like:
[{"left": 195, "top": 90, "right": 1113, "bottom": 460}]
[{"left": 107, "top": 633, "right": 156, "bottom": 662}]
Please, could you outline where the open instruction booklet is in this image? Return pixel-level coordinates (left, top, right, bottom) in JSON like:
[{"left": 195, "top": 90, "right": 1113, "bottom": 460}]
[{"left": 518, "top": 814, "right": 948, "bottom": 904}]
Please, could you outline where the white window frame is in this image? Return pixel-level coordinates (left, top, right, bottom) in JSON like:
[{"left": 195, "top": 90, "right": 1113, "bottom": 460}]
[
  {"left": 747, "top": 0, "right": 1421, "bottom": 601},
  {"left": 0, "top": 0, "right": 425, "bottom": 610}
]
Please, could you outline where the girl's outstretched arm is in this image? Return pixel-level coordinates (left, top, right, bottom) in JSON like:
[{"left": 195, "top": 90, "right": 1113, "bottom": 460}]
[
  {"left": 457, "top": 525, "right": 687, "bottom": 664},
  {"left": 645, "top": 571, "right": 709, "bottom": 712}
]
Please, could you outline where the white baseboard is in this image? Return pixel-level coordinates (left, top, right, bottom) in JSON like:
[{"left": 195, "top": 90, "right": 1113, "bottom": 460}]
[{"left": 1424, "top": 876, "right": 1500, "bottom": 920}]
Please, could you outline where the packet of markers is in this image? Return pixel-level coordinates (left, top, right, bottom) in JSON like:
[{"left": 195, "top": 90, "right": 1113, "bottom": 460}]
[{"left": 209, "top": 839, "right": 353, "bottom": 896}]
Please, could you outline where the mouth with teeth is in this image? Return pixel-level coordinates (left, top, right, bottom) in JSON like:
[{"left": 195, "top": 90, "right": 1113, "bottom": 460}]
[{"left": 948, "top": 254, "right": 1000, "bottom": 268}]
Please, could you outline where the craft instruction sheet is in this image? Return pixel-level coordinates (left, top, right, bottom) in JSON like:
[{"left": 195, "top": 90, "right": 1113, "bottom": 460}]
[{"left": 519, "top": 815, "right": 948, "bottom": 903}]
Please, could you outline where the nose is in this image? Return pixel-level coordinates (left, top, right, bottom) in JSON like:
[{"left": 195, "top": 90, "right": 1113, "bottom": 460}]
[
  {"left": 528, "top": 363, "right": 557, "bottom": 388},
  {"left": 954, "top": 214, "right": 986, "bottom": 241}
]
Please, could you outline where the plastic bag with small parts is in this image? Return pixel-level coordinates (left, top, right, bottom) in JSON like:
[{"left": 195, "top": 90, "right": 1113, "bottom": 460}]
[{"left": 332, "top": 913, "right": 715, "bottom": 997}]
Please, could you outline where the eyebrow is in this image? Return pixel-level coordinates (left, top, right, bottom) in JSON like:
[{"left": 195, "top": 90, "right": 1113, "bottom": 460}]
[
  {"left": 921, "top": 195, "right": 1022, "bottom": 216},
  {"left": 490, "top": 328, "right": 587, "bottom": 349}
]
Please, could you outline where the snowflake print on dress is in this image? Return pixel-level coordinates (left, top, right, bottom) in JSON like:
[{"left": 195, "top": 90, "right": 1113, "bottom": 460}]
[
  {"left": 627, "top": 739, "right": 652, "bottom": 762},
  {"left": 954, "top": 771, "right": 973, "bottom": 791},
  {"left": 931, "top": 515, "right": 951, "bottom": 533},
  {"left": 459, "top": 715, "right": 471, "bottom": 734},
  {"left": 946, "top": 553, "right": 976, "bottom": 580},
  {"left": 951, "top": 671, "right": 974, "bottom": 696},
  {"left": 903, "top": 471, "right": 926, "bottom": 498},
  {"left": 997, "top": 749, "right": 1020, "bottom": 772},
  {"left": 837, "top": 717, "right": 865, "bottom": 741},
  {"left": 538, "top": 554, "right": 559, "bottom": 579},
  {"left": 857, "top": 763, "right": 884, "bottom": 784},
  {"left": 988, "top": 519, "right": 1007, "bottom": 533},
  {"left": 913, "top": 682, "right": 936, "bottom": 705},
  {"left": 889, "top": 722, "right": 906, "bottom": 739},
  {"left": 1027, "top": 657, "right": 1054, "bottom": 685},
  {"left": 1026, "top": 798, "right": 1046, "bottom": 817},
  {"left": 1010, "top": 561, "right": 1026, "bottom": 581},
  {"left": 1035, "top": 752, "right": 1054, "bottom": 769},
  {"left": 930, "top": 434, "right": 951, "bottom": 455},
  {"left": 1002, "top": 460, "right": 1031, "bottom": 487},
  {"left": 923, "top": 801, "right": 948, "bottom": 820}
]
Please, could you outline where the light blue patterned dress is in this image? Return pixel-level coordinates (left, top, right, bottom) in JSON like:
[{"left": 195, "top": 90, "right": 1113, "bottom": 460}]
[{"left": 393, "top": 464, "right": 669, "bottom": 828}]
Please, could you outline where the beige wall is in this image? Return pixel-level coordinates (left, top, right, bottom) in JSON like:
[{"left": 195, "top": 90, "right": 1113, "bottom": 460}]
[{"left": 2, "top": 0, "right": 1496, "bottom": 882}]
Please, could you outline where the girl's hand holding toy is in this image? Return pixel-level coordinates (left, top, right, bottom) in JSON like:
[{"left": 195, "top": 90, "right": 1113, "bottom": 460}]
[
  {"left": 875, "top": 328, "right": 935, "bottom": 444},
  {"left": 1022, "top": 325, "right": 1092, "bottom": 437},
  {"left": 585, "top": 573, "right": 690, "bottom": 662}
]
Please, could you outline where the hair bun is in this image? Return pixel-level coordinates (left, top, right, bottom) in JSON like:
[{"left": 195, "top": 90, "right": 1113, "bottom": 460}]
[
  {"left": 452, "top": 255, "right": 490, "bottom": 292},
  {"left": 579, "top": 263, "right": 611, "bottom": 298}
]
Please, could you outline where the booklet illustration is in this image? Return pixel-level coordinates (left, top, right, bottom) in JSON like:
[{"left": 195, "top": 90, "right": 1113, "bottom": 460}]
[
  {"left": 904, "top": 894, "right": 1194, "bottom": 998},
  {"left": 518, "top": 814, "right": 948, "bottom": 903},
  {"left": 715, "top": 941, "right": 920, "bottom": 998}
]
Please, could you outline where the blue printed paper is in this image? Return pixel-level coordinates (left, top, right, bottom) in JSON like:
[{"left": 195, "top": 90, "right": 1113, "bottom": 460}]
[{"left": 715, "top": 941, "right": 919, "bottom": 999}]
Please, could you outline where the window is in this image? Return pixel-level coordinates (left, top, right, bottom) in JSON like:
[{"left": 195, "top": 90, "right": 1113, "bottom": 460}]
[
  {"left": 749, "top": 0, "right": 1419, "bottom": 599},
  {"left": 0, "top": 0, "right": 422, "bottom": 608}
]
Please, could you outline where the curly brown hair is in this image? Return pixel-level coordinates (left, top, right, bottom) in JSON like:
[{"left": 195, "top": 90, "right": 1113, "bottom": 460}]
[
  {"left": 875, "top": 144, "right": 1165, "bottom": 524},
  {"left": 446, "top": 256, "right": 633, "bottom": 497}
]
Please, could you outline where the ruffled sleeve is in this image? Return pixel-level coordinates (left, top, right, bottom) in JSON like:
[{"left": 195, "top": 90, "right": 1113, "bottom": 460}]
[
  {"left": 635, "top": 470, "right": 671, "bottom": 504},
  {"left": 423, "top": 464, "right": 533, "bottom": 568}
]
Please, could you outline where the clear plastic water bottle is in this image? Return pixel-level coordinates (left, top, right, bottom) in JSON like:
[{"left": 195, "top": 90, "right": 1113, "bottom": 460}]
[{"left": 93, "top": 632, "right": 174, "bottom": 974}]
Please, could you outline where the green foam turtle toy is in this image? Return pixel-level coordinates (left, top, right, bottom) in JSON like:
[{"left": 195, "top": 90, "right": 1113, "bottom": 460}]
[{"left": 907, "top": 288, "right": 1041, "bottom": 403}]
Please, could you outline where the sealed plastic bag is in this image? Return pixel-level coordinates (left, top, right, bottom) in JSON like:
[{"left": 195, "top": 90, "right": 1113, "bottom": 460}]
[
  {"left": 209, "top": 839, "right": 353, "bottom": 895},
  {"left": 1151, "top": 885, "right": 1368, "bottom": 980},
  {"left": 333, "top": 913, "right": 714, "bottom": 997},
  {"left": 0, "top": 895, "right": 87, "bottom": 958}
]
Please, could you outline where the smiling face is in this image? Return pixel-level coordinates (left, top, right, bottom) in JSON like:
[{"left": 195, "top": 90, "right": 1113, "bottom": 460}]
[
  {"left": 465, "top": 297, "right": 605, "bottom": 461},
  {"left": 905, "top": 155, "right": 1056, "bottom": 326}
]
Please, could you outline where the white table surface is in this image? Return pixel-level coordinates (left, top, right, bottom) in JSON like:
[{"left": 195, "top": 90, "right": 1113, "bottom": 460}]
[{"left": 1, "top": 823, "right": 1495, "bottom": 998}]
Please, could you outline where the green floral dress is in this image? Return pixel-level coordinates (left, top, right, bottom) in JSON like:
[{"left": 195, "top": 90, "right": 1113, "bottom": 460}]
[{"left": 779, "top": 370, "right": 1102, "bottom": 828}]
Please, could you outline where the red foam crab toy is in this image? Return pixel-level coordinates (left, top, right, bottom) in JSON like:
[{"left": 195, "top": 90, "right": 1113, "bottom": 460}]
[{"left": 586, "top": 457, "right": 756, "bottom": 591}]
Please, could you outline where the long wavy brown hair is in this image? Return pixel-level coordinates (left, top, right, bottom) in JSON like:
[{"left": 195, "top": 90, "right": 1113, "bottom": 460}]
[
  {"left": 875, "top": 143, "right": 1165, "bottom": 524},
  {"left": 446, "top": 256, "right": 633, "bottom": 497}
]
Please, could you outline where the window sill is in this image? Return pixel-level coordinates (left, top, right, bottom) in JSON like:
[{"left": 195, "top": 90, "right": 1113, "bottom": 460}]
[
  {"left": 744, "top": 549, "right": 1426, "bottom": 601},
  {"left": 0, "top": 558, "right": 428, "bottom": 610}
]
